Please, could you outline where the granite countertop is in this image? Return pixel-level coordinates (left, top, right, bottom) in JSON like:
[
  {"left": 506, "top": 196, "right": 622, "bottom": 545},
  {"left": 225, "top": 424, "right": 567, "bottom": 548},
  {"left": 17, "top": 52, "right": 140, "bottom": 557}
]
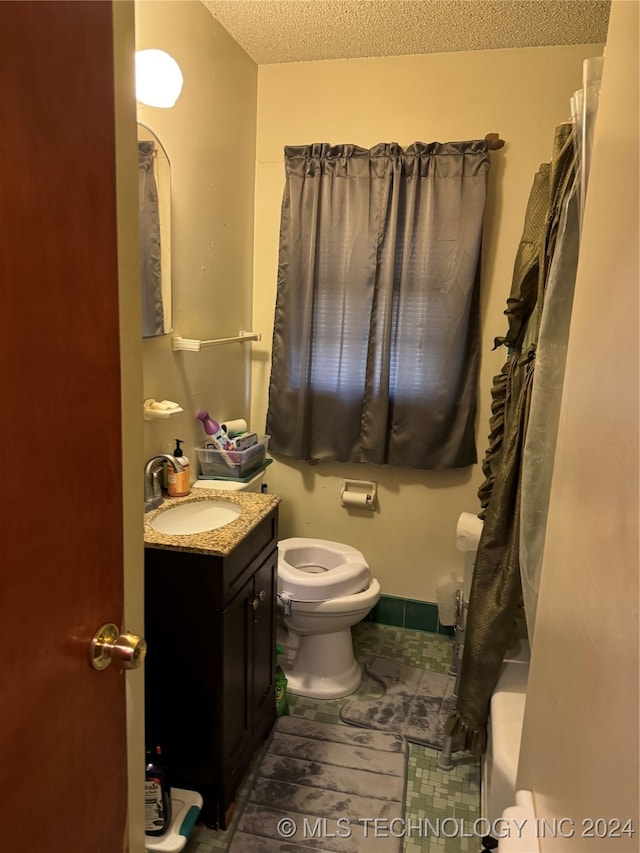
[{"left": 144, "top": 490, "right": 281, "bottom": 556}]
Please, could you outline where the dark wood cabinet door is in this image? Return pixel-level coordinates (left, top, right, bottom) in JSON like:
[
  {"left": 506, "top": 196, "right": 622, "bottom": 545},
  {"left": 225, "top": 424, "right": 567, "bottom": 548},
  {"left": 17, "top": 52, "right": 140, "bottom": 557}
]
[
  {"left": 218, "top": 550, "right": 276, "bottom": 827},
  {"left": 250, "top": 552, "right": 276, "bottom": 728},
  {"left": 221, "top": 573, "right": 253, "bottom": 793}
]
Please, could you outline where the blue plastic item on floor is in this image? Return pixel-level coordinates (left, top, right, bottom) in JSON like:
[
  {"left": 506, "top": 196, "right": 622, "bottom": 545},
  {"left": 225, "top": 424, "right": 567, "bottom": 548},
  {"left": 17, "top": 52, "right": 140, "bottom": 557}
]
[{"left": 145, "top": 788, "right": 203, "bottom": 853}]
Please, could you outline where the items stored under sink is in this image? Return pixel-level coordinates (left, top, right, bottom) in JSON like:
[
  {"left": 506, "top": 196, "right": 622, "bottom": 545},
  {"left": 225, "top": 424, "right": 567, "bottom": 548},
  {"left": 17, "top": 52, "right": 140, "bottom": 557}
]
[{"left": 145, "top": 788, "right": 203, "bottom": 853}]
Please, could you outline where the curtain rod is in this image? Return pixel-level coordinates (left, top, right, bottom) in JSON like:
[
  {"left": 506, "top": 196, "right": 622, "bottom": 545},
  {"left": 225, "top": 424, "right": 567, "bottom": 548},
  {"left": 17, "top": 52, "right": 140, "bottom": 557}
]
[{"left": 485, "top": 133, "right": 505, "bottom": 151}]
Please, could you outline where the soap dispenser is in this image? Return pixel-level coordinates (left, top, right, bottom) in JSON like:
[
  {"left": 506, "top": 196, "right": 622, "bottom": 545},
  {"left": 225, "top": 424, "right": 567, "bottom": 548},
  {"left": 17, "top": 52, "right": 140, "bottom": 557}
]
[{"left": 168, "top": 439, "right": 190, "bottom": 497}]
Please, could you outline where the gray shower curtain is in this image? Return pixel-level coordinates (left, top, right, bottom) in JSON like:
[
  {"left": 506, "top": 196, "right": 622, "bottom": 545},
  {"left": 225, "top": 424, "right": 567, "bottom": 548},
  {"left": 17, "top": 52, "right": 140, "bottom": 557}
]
[
  {"left": 138, "top": 140, "right": 164, "bottom": 338},
  {"left": 446, "top": 124, "right": 576, "bottom": 754},
  {"left": 266, "top": 141, "right": 490, "bottom": 469}
]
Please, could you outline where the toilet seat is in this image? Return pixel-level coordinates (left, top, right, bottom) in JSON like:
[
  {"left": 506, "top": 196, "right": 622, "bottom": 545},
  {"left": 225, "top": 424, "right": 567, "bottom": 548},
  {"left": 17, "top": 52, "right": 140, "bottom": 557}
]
[{"left": 278, "top": 537, "right": 371, "bottom": 602}]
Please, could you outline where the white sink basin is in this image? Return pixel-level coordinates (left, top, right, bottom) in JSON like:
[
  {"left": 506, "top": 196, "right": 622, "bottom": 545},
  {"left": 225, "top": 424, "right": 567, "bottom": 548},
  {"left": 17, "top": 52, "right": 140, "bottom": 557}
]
[{"left": 150, "top": 500, "right": 241, "bottom": 535}]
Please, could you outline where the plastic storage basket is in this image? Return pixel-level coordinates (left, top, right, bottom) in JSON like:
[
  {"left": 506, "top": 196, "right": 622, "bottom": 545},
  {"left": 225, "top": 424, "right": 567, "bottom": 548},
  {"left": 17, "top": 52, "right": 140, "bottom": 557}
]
[{"left": 196, "top": 435, "right": 269, "bottom": 479}]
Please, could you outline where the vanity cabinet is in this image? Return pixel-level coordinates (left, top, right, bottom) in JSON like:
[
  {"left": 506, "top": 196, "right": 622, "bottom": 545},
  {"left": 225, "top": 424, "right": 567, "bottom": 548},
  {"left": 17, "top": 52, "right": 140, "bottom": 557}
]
[{"left": 144, "top": 507, "right": 278, "bottom": 828}]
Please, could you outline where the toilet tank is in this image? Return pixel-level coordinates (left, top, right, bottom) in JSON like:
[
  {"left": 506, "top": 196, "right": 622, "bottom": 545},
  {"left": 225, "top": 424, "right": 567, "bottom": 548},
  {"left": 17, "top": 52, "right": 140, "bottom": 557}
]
[{"left": 192, "top": 469, "right": 267, "bottom": 494}]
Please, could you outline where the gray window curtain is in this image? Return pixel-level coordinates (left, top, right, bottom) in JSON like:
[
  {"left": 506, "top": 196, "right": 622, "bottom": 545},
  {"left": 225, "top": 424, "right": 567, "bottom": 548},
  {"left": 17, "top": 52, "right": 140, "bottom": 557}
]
[
  {"left": 266, "top": 141, "right": 490, "bottom": 469},
  {"left": 138, "top": 140, "right": 164, "bottom": 338}
]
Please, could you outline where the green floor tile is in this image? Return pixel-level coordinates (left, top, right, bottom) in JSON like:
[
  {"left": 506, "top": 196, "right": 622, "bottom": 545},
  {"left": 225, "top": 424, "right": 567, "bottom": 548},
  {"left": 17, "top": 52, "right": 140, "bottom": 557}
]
[{"left": 182, "top": 622, "right": 480, "bottom": 853}]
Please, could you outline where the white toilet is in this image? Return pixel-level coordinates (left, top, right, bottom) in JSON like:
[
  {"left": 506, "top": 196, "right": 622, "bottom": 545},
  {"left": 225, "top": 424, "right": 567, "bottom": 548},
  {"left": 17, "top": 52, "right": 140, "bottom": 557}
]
[{"left": 276, "top": 537, "right": 381, "bottom": 699}]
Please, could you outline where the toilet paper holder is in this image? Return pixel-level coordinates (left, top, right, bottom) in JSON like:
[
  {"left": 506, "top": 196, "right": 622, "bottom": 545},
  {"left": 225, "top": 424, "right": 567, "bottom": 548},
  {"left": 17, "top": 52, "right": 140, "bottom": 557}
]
[{"left": 341, "top": 479, "right": 377, "bottom": 510}]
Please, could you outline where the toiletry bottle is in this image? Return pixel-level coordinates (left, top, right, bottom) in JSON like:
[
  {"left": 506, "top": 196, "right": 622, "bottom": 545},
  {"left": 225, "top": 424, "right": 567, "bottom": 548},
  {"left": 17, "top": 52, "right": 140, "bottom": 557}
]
[
  {"left": 196, "top": 410, "right": 234, "bottom": 449},
  {"left": 168, "top": 439, "right": 190, "bottom": 497},
  {"left": 145, "top": 745, "right": 172, "bottom": 836}
]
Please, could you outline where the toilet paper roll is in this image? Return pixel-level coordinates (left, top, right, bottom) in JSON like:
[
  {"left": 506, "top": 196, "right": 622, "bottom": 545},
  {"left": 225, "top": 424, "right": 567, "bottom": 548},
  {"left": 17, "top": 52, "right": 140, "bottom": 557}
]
[
  {"left": 341, "top": 491, "right": 373, "bottom": 509},
  {"left": 220, "top": 418, "right": 248, "bottom": 437},
  {"left": 456, "top": 511, "right": 484, "bottom": 552}
]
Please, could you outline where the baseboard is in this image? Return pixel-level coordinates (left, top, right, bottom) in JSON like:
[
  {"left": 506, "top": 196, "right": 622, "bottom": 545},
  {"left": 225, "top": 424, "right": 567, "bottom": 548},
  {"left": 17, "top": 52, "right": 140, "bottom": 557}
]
[{"left": 367, "top": 594, "right": 455, "bottom": 636}]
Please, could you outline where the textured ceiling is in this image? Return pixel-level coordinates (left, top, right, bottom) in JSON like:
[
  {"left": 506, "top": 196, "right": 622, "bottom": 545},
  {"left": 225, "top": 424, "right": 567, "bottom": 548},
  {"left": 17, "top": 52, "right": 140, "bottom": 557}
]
[{"left": 201, "top": 0, "right": 610, "bottom": 64}]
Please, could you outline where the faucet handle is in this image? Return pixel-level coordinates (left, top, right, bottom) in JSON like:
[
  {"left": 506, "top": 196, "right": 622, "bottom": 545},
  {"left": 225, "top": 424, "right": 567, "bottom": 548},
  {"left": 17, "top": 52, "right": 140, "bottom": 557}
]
[
  {"left": 144, "top": 454, "right": 184, "bottom": 513},
  {"left": 150, "top": 467, "right": 162, "bottom": 499},
  {"left": 144, "top": 457, "right": 167, "bottom": 512}
]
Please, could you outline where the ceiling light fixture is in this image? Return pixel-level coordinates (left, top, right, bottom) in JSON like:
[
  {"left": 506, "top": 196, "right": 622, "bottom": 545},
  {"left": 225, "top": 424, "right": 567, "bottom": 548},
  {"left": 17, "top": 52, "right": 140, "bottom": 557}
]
[{"left": 135, "top": 49, "right": 183, "bottom": 109}]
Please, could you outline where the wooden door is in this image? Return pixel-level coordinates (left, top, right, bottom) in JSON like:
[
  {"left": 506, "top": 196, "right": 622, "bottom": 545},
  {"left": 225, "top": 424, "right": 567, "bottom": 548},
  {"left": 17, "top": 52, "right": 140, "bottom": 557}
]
[{"left": 0, "top": 3, "right": 130, "bottom": 851}]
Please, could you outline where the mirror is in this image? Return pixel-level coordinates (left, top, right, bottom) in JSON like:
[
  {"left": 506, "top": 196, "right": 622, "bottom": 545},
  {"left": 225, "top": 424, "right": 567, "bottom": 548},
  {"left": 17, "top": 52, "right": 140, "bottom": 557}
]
[{"left": 137, "top": 122, "right": 172, "bottom": 337}]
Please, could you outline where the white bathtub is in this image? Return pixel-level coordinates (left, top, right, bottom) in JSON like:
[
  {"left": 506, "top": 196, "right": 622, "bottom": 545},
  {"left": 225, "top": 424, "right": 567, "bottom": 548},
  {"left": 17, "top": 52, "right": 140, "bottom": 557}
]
[
  {"left": 500, "top": 790, "right": 539, "bottom": 852},
  {"left": 482, "top": 639, "right": 531, "bottom": 828}
]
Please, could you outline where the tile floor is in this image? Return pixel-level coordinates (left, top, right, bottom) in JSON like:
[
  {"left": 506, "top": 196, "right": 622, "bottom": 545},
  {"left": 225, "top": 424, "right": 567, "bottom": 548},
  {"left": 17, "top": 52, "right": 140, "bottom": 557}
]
[{"left": 182, "top": 623, "right": 481, "bottom": 853}]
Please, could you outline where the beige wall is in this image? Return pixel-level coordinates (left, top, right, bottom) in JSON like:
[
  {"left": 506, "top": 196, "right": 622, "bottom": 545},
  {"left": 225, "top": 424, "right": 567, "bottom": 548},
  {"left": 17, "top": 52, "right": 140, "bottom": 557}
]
[
  {"left": 131, "top": 2, "right": 256, "bottom": 846},
  {"left": 135, "top": 0, "right": 258, "bottom": 468},
  {"left": 517, "top": 1, "right": 639, "bottom": 845},
  {"left": 252, "top": 43, "right": 602, "bottom": 601}
]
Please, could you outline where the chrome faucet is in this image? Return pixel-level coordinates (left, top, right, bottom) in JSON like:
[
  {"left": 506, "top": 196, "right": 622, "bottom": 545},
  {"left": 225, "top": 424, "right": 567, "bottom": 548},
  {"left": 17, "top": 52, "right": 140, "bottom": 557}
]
[{"left": 144, "top": 454, "right": 184, "bottom": 512}]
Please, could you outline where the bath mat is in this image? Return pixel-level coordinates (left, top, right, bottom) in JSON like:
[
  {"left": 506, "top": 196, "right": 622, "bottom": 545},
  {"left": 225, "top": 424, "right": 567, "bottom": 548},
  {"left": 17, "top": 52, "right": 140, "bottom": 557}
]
[
  {"left": 226, "top": 714, "right": 407, "bottom": 852},
  {"left": 339, "top": 658, "right": 456, "bottom": 750}
]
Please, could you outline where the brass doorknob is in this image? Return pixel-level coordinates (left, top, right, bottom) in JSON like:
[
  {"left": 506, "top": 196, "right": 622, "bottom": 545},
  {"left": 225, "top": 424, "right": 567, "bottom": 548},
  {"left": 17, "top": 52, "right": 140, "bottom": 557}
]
[{"left": 90, "top": 623, "right": 147, "bottom": 671}]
